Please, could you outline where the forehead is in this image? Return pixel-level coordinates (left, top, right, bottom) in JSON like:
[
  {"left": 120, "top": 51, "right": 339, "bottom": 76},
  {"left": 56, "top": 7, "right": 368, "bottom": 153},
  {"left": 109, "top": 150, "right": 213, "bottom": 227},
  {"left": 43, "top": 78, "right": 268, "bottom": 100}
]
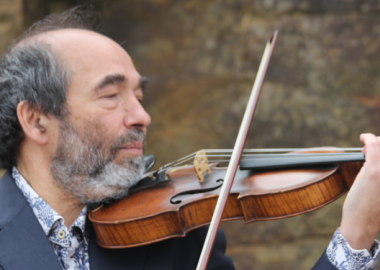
[{"left": 35, "top": 29, "right": 141, "bottom": 92}]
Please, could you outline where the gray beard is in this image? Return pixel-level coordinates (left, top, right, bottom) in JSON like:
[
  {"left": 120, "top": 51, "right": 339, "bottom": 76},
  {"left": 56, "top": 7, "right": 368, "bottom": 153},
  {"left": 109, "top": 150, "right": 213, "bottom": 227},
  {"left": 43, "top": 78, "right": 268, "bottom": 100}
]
[{"left": 50, "top": 118, "right": 145, "bottom": 204}]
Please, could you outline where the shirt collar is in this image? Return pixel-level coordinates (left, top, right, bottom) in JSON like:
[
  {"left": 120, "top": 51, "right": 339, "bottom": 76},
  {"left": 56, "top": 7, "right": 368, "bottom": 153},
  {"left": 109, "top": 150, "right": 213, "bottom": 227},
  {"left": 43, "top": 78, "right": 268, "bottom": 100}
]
[{"left": 12, "top": 166, "right": 87, "bottom": 236}]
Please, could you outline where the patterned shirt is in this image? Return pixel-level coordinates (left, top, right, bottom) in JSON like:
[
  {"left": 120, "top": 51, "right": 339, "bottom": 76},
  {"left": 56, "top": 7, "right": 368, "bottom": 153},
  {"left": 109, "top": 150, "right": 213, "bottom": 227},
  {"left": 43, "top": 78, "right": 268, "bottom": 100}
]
[
  {"left": 12, "top": 167, "right": 90, "bottom": 270},
  {"left": 327, "top": 228, "right": 380, "bottom": 270}
]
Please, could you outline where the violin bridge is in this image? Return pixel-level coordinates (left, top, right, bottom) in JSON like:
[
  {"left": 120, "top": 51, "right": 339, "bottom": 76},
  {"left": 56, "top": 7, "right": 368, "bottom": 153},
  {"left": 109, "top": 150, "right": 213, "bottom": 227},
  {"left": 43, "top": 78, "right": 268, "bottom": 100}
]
[{"left": 194, "top": 150, "right": 211, "bottom": 182}]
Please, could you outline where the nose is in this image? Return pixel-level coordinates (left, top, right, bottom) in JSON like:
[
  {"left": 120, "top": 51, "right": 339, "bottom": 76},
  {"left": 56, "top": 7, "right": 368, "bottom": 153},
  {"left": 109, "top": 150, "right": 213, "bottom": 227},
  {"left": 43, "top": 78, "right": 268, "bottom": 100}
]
[{"left": 123, "top": 95, "right": 151, "bottom": 130}]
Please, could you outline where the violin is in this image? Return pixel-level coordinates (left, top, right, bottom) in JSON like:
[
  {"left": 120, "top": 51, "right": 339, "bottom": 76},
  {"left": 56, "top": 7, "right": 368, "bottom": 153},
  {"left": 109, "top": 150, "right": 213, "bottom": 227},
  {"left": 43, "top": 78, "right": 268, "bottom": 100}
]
[{"left": 89, "top": 147, "right": 364, "bottom": 249}]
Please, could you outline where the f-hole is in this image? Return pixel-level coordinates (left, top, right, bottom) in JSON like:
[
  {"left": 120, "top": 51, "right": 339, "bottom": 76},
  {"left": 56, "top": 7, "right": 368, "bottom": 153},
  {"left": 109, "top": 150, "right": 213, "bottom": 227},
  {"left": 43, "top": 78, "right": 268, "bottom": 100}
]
[{"left": 170, "top": 179, "right": 224, "bottom": 204}]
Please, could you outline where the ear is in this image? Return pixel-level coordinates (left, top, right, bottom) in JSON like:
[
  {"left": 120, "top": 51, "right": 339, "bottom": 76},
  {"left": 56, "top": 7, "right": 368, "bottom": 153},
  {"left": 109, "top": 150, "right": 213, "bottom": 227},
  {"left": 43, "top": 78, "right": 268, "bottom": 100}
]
[{"left": 17, "top": 101, "right": 50, "bottom": 145}]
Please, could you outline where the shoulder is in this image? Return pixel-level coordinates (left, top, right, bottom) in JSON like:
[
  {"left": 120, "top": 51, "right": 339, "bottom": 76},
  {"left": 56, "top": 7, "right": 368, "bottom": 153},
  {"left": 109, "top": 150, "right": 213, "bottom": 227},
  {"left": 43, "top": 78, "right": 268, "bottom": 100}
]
[
  {"left": 312, "top": 250, "right": 337, "bottom": 270},
  {"left": 0, "top": 169, "right": 28, "bottom": 229}
]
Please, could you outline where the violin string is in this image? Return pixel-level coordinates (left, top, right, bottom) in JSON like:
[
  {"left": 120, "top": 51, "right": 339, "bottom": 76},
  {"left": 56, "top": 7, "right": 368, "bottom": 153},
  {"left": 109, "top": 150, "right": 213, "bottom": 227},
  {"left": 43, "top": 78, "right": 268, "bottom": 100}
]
[
  {"left": 172, "top": 151, "right": 364, "bottom": 165},
  {"left": 201, "top": 148, "right": 362, "bottom": 153},
  {"left": 204, "top": 153, "right": 364, "bottom": 163},
  {"left": 164, "top": 152, "right": 198, "bottom": 168},
  {"left": 169, "top": 147, "right": 361, "bottom": 164},
  {"left": 171, "top": 150, "right": 363, "bottom": 167},
  {"left": 195, "top": 153, "right": 363, "bottom": 158}
]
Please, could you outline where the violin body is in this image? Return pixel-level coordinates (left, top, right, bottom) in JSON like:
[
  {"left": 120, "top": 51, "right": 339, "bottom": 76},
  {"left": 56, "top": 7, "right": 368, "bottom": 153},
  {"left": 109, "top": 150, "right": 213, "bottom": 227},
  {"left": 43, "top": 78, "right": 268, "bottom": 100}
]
[{"left": 89, "top": 149, "right": 363, "bottom": 249}]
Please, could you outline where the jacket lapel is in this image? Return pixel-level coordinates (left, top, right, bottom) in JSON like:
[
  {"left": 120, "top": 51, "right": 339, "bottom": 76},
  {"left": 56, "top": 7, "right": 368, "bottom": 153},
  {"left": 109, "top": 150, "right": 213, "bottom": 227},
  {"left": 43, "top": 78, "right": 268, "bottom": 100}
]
[{"left": 0, "top": 170, "right": 62, "bottom": 270}]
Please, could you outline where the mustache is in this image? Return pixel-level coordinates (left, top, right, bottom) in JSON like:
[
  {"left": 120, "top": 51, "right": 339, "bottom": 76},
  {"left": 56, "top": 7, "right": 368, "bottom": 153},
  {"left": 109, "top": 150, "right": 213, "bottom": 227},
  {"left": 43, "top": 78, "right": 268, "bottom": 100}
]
[
  {"left": 110, "top": 128, "right": 146, "bottom": 157},
  {"left": 87, "top": 128, "right": 146, "bottom": 176}
]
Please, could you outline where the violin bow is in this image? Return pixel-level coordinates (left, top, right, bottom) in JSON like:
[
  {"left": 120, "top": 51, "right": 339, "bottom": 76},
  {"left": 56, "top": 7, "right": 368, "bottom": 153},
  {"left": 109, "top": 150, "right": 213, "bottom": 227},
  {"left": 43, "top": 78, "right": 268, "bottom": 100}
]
[{"left": 196, "top": 30, "right": 279, "bottom": 270}]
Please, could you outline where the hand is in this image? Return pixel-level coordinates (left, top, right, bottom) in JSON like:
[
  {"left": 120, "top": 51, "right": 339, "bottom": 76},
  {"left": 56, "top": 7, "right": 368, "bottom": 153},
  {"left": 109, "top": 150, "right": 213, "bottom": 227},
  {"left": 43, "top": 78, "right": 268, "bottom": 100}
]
[{"left": 340, "top": 133, "right": 380, "bottom": 251}]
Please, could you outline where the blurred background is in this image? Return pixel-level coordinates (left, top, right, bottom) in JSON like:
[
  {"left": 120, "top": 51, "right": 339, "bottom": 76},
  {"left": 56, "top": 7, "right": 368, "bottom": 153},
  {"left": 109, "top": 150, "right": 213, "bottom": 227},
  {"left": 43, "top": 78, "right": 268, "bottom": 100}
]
[{"left": 1, "top": 0, "right": 380, "bottom": 269}]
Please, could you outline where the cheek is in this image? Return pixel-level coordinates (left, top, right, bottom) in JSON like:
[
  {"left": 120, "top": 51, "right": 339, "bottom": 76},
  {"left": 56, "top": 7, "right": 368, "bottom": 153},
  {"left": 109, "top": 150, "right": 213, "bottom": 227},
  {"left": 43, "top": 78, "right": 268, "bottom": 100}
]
[
  {"left": 90, "top": 113, "right": 125, "bottom": 143},
  {"left": 68, "top": 102, "right": 127, "bottom": 145},
  {"left": 103, "top": 115, "right": 122, "bottom": 134}
]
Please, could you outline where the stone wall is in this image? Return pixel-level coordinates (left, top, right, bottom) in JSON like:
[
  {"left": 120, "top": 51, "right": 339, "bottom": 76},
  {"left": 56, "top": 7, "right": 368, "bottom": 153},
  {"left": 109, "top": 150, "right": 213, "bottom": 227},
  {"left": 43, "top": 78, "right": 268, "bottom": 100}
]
[
  {"left": 2, "top": 0, "right": 380, "bottom": 269},
  {"left": 101, "top": 2, "right": 380, "bottom": 268},
  {"left": 0, "top": 0, "right": 23, "bottom": 178}
]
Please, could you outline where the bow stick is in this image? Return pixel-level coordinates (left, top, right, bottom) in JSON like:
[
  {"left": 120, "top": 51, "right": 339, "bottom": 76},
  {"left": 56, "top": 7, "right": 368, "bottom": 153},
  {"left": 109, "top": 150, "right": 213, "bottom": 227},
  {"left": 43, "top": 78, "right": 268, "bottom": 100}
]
[{"left": 196, "top": 30, "right": 279, "bottom": 270}]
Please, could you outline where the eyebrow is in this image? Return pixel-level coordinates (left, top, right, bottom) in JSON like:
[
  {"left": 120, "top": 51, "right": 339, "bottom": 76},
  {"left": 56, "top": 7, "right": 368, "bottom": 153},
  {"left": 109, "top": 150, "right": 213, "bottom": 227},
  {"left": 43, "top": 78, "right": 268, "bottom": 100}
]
[
  {"left": 95, "top": 74, "right": 126, "bottom": 93},
  {"left": 139, "top": 76, "right": 149, "bottom": 92},
  {"left": 95, "top": 74, "right": 149, "bottom": 93}
]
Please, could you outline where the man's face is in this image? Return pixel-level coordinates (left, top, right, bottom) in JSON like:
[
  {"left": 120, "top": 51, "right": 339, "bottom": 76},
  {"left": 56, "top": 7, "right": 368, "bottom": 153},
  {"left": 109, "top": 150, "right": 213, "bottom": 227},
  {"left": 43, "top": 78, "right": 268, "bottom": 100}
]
[{"left": 43, "top": 29, "right": 151, "bottom": 203}]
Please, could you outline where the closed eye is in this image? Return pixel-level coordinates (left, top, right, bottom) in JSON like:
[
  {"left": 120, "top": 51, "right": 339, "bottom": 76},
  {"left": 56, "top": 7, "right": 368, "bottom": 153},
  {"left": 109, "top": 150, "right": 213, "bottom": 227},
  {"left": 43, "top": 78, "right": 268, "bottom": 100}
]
[{"left": 104, "top": 94, "right": 117, "bottom": 99}]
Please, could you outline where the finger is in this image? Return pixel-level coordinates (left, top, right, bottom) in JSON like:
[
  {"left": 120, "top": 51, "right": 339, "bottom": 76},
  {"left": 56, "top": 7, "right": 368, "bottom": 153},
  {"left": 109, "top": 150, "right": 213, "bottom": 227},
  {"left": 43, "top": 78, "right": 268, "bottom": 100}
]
[
  {"left": 360, "top": 133, "right": 380, "bottom": 166},
  {"left": 360, "top": 134, "right": 380, "bottom": 155},
  {"left": 360, "top": 133, "right": 375, "bottom": 143},
  {"left": 360, "top": 133, "right": 373, "bottom": 155}
]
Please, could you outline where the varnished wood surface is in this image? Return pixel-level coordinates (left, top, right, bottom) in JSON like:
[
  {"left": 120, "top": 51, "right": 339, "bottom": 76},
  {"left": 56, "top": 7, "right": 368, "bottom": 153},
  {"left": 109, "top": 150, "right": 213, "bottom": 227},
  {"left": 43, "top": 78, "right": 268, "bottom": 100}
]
[{"left": 90, "top": 159, "right": 362, "bottom": 248}]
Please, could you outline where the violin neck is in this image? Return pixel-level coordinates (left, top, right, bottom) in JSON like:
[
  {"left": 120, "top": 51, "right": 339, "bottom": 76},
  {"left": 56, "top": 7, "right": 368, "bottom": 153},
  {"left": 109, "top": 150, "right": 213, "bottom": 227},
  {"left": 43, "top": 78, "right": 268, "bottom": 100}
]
[{"left": 239, "top": 153, "right": 365, "bottom": 170}]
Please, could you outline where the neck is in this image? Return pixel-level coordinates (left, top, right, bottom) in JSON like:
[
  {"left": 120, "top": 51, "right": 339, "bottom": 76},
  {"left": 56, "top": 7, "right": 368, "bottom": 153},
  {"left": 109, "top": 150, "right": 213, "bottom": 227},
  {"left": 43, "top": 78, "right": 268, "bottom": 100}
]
[{"left": 17, "top": 152, "right": 84, "bottom": 228}]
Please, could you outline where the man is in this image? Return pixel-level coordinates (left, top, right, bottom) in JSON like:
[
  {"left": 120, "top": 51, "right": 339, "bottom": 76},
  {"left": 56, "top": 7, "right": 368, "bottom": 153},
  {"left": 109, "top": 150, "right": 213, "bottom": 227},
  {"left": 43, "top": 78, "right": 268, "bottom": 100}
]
[{"left": 0, "top": 7, "right": 379, "bottom": 270}]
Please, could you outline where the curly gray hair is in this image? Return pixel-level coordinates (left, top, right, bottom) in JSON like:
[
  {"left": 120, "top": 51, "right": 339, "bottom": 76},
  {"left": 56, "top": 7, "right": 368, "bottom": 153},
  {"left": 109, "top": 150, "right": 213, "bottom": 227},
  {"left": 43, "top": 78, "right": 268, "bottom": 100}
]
[{"left": 0, "top": 7, "right": 97, "bottom": 168}]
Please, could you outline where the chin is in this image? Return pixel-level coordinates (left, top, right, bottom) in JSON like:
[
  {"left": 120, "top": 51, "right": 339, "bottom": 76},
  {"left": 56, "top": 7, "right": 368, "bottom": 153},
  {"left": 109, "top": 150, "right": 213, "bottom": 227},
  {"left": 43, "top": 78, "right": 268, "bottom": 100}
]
[
  {"left": 115, "top": 152, "right": 143, "bottom": 164},
  {"left": 83, "top": 186, "right": 129, "bottom": 204},
  {"left": 52, "top": 156, "right": 145, "bottom": 205}
]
